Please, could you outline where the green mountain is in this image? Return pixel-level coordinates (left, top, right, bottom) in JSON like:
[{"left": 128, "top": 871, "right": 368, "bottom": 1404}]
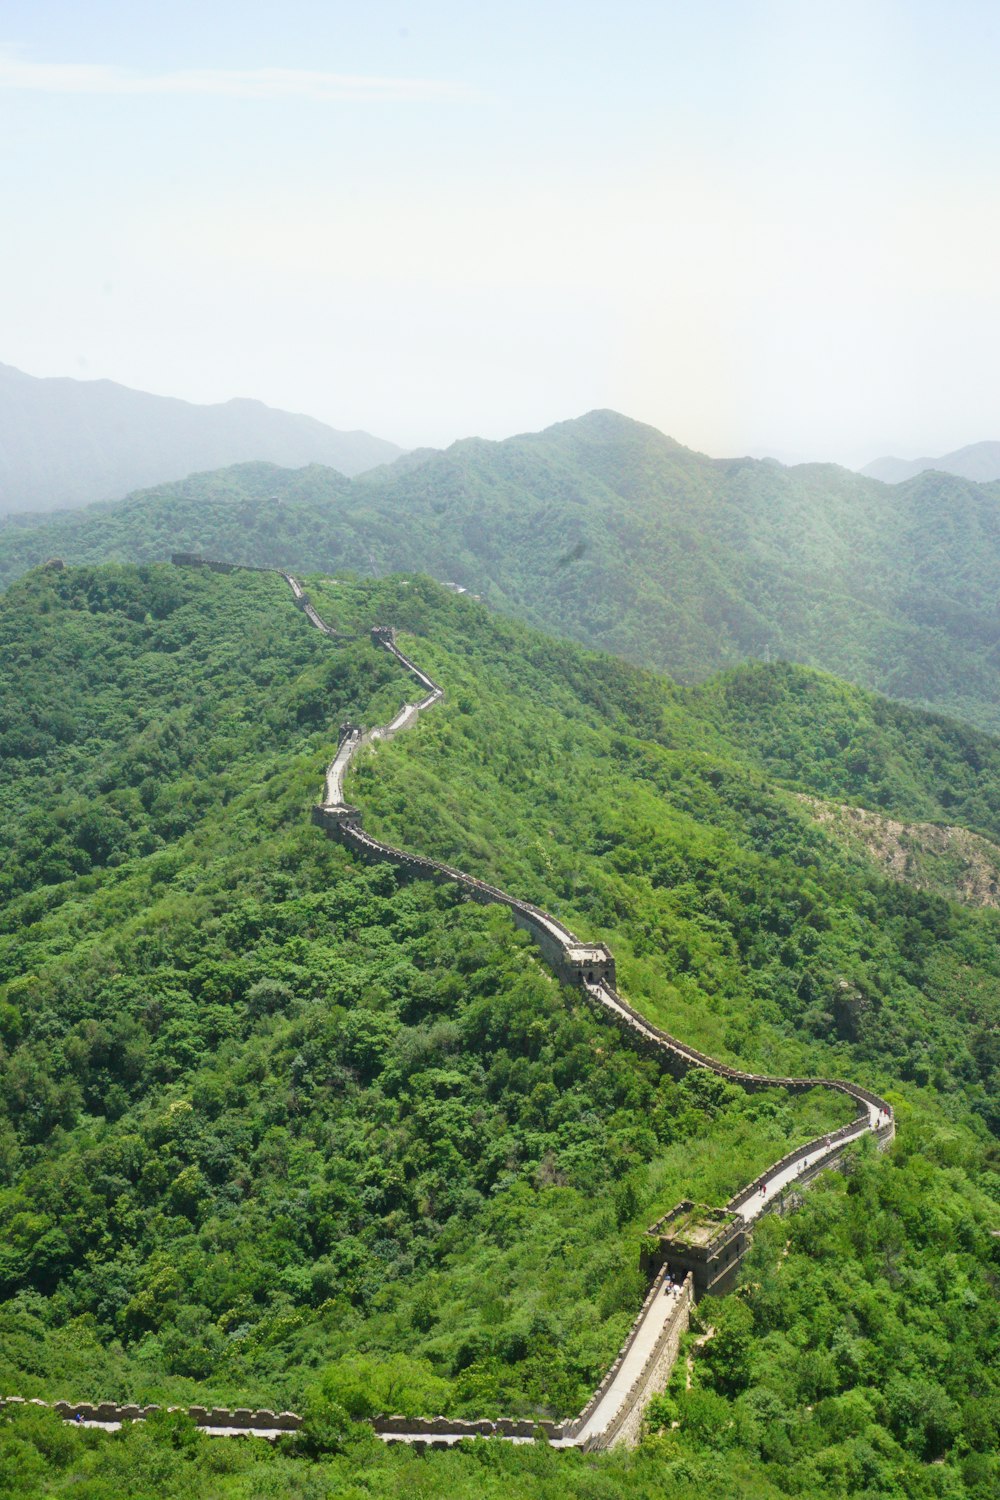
[
  {"left": 2, "top": 410, "right": 1000, "bottom": 733},
  {"left": 0, "top": 562, "right": 997, "bottom": 1497},
  {"left": 0, "top": 361, "right": 402, "bottom": 514}
]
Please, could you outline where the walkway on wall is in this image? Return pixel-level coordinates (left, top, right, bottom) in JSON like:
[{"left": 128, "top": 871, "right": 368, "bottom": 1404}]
[
  {"left": 571, "top": 1276, "right": 687, "bottom": 1448},
  {"left": 289, "top": 570, "right": 894, "bottom": 1449},
  {"left": 8, "top": 557, "right": 892, "bottom": 1452}
]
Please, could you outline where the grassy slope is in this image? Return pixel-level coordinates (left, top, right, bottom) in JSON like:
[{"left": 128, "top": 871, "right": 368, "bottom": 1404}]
[{"left": 687, "top": 659, "right": 1000, "bottom": 841}]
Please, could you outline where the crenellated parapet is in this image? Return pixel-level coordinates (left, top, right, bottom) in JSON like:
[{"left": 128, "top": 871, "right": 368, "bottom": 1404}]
[
  {"left": 280, "top": 569, "right": 894, "bottom": 1445},
  {"left": 139, "top": 558, "right": 898, "bottom": 1452},
  {"left": 170, "top": 553, "right": 275, "bottom": 576},
  {"left": 0, "top": 1396, "right": 301, "bottom": 1439}
]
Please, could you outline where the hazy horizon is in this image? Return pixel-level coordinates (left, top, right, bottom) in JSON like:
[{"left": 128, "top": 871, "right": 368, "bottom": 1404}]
[
  {"left": 7, "top": 351, "right": 1000, "bottom": 474},
  {"left": 4, "top": 2, "right": 1000, "bottom": 469}
]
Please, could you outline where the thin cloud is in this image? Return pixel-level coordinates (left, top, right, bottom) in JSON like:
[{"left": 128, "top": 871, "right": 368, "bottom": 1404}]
[{"left": 0, "top": 52, "right": 468, "bottom": 103}]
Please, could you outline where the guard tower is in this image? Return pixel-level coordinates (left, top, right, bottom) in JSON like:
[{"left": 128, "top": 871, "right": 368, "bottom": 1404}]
[
  {"left": 642, "top": 1200, "right": 748, "bottom": 1298},
  {"left": 561, "top": 942, "right": 617, "bottom": 990},
  {"left": 311, "top": 802, "right": 363, "bottom": 833}
]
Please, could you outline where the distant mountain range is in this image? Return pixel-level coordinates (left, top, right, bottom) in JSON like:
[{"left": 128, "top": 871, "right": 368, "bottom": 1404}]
[
  {"left": 861, "top": 440, "right": 1000, "bottom": 484},
  {"left": 0, "top": 362, "right": 403, "bottom": 513},
  {"left": 4, "top": 407, "right": 1000, "bottom": 732}
]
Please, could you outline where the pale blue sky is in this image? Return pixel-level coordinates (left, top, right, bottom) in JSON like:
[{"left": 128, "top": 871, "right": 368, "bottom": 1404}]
[{"left": 3, "top": 2, "right": 999, "bottom": 463}]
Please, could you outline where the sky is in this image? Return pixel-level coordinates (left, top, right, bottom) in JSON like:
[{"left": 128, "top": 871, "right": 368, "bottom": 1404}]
[{"left": 2, "top": 1, "right": 1000, "bottom": 466}]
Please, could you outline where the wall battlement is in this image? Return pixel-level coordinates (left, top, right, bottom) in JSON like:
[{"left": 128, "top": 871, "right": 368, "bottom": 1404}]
[
  {"left": 0, "top": 1396, "right": 301, "bottom": 1439},
  {"left": 281, "top": 566, "right": 893, "bottom": 1447},
  {"left": 49, "top": 555, "right": 892, "bottom": 1455}
]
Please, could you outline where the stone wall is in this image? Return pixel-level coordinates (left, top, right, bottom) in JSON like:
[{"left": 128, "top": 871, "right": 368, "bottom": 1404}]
[
  {"left": 330, "top": 817, "right": 616, "bottom": 991},
  {"left": 374, "top": 1415, "right": 562, "bottom": 1446},
  {"left": 591, "top": 1276, "right": 694, "bottom": 1450},
  {"left": 0, "top": 1396, "right": 300, "bottom": 1436},
  {"left": 110, "top": 556, "right": 898, "bottom": 1453},
  {"left": 568, "top": 1267, "right": 676, "bottom": 1438},
  {"left": 726, "top": 1126, "right": 869, "bottom": 1215},
  {"left": 170, "top": 554, "right": 274, "bottom": 576},
  {"left": 299, "top": 568, "right": 893, "bottom": 1298},
  {"left": 371, "top": 1272, "right": 695, "bottom": 1452}
]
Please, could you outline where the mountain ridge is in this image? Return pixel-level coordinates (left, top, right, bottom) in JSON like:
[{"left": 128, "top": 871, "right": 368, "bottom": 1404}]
[
  {"left": 861, "top": 438, "right": 1000, "bottom": 484},
  {"left": 3, "top": 408, "right": 1000, "bottom": 732},
  {"left": 0, "top": 561, "right": 996, "bottom": 1495},
  {"left": 0, "top": 361, "right": 403, "bottom": 514}
]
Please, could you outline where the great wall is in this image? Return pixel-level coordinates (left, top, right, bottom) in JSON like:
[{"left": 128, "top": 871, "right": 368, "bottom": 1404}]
[{"left": 2, "top": 559, "right": 894, "bottom": 1451}]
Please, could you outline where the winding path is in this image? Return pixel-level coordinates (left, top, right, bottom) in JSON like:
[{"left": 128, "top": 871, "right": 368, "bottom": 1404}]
[
  {"left": 4, "top": 561, "right": 893, "bottom": 1450},
  {"left": 289, "top": 573, "right": 894, "bottom": 1448}
]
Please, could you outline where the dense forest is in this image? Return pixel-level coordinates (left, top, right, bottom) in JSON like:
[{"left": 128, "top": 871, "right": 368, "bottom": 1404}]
[
  {"left": 0, "top": 564, "right": 997, "bottom": 1498},
  {"left": 4, "top": 411, "right": 1000, "bottom": 732}
]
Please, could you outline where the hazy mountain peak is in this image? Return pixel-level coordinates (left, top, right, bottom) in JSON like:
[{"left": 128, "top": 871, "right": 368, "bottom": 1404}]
[
  {"left": 540, "top": 408, "right": 687, "bottom": 447},
  {"left": 0, "top": 363, "right": 404, "bottom": 515},
  {"left": 6, "top": 405, "right": 1000, "bottom": 736},
  {"left": 861, "top": 440, "right": 1000, "bottom": 484}
]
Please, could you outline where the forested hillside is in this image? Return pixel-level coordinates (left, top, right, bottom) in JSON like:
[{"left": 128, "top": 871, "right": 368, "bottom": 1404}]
[
  {"left": 3, "top": 411, "right": 1000, "bottom": 733},
  {"left": 0, "top": 564, "right": 997, "bottom": 1498}
]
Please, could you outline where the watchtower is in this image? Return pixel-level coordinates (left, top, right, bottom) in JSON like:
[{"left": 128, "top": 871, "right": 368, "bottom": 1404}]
[
  {"left": 561, "top": 942, "right": 617, "bottom": 990},
  {"left": 311, "top": 803, "right": 363, "bottom": 833},
  {"left": 642, "top": 1200, "right": 748, "bottom": 1298}
]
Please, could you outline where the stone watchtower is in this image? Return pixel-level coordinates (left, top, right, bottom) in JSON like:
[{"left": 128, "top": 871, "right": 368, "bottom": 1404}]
[
  {"left": 311, "top": 802, "right": 363, "bottom": 833},
  {"left": 642, "top": 1201, "right": 748, "bottom": 1298},
  {"left": 561, "top": 942, "right": 616, "bottom": 990}
]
